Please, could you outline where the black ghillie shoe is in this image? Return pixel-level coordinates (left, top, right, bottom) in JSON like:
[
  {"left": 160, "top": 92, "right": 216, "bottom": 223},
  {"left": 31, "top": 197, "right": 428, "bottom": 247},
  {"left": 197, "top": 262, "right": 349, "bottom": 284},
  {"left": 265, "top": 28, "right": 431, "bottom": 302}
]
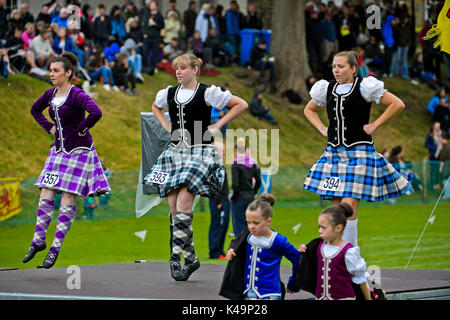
[
  {"left": 42, "top": 251, "right": 59, "bottom": 269},
  {"left": 170, "top": 261, "right": 184, "bottom": 281},
  {"left": 179, "top": 259, "right": 200, "bottom": 281},
  {"left": 23, "top": 243, "right": 46, "bottom": 263}
]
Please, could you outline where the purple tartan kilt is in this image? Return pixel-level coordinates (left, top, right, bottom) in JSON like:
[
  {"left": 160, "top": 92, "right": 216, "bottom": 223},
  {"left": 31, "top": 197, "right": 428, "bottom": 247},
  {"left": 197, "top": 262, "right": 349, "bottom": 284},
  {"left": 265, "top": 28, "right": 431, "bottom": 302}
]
[
  {"left": 303, "top": 144, "right": 413, "bottom": 202},
  {"left": 35, "top": 146, "right": 111, "bottom": 197}
]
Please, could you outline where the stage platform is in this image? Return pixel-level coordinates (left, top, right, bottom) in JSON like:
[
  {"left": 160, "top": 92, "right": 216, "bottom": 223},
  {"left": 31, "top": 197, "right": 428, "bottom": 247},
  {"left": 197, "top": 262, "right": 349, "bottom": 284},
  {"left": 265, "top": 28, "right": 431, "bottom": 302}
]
[{"left": 0, "top": 262, "right": 449, "bottom": 300}]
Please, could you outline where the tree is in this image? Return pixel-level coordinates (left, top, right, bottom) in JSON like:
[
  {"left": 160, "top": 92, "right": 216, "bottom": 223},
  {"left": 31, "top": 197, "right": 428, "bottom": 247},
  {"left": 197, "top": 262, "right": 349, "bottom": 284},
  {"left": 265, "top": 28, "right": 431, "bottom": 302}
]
[{"left": 268, "top": 0, "right": 312, "bottom": 99}]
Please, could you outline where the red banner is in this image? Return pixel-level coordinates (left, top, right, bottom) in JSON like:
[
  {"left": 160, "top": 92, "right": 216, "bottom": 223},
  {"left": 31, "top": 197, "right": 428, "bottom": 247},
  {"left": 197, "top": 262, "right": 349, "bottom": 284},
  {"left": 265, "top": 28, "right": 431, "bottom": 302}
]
[{"left": 0, "top": 178, "right": 23, "bottom": 222}]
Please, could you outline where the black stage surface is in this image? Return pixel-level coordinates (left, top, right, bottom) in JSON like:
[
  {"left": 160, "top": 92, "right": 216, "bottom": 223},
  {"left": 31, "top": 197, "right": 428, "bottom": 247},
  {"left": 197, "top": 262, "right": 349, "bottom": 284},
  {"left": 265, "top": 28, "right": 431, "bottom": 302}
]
[{"left": 1, "top": 262, "right": 449, "bottom": 300}]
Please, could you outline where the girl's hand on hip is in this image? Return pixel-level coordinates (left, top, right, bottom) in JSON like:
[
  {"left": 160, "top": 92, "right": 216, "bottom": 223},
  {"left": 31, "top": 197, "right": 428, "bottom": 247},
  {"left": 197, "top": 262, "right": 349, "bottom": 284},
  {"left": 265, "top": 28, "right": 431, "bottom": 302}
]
[
  {"left": 50, "top": 126, "right": 56, "bottom": 135},
  {"left": 363, "top": 123, "right": 377, "bottom": 135},
  {"left": 207, "top": 125, "right": 221, "bottom": 138}
]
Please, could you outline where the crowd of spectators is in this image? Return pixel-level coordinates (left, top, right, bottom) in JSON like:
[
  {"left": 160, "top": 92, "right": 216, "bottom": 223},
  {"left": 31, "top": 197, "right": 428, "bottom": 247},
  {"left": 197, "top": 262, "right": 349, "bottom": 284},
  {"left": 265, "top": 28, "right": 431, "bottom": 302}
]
[
  {"left": 0, "top": 0, "right": 268, "bottom": 93},
  {"left": 304, "top": 0, "right": 450, "bottom": 90},
  {"left": 1, "top": 0, "right": 450, "bottom": 101}
]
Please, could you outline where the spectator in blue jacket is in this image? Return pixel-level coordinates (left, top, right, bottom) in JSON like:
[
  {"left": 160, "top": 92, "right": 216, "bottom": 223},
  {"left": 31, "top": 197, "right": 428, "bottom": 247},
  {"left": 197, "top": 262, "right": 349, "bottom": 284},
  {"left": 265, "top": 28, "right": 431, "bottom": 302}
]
[
  {"left": 381, "top": 12, "right": 396, "bottom": 77},
  {"left": 110, "top": 5, "right": 126, "bottom": 43},
  {"left": 321, "top": 11, "right": 338, "bottom": 64},
  {"left": 225, "top": 1, "right": 241, "bottom": 55},
  {"left": 428, "top": 87, "right": 448, "bottom": 116},
  {"left": 51, "top": 7, "right": 68, "bottom": 29},
  {"left": 104, "top": 37, "right": 120, "bottom": 63},
  {"left": 52, "top": 27, "right": 84, "bottom": 66}
]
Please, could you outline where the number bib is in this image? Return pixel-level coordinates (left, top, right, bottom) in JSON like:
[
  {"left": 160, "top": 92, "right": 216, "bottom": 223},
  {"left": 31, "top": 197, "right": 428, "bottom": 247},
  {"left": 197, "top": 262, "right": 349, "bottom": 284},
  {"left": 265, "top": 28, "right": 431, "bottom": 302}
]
[
  {"left": 319, "top": 176, "right": 342, "bottom": 192},
  {"left": 147, "top": 170, "right": 169, "bottom": 185},
  {"left": 42, "top": 172, "right": 60, "bottom": 188}
]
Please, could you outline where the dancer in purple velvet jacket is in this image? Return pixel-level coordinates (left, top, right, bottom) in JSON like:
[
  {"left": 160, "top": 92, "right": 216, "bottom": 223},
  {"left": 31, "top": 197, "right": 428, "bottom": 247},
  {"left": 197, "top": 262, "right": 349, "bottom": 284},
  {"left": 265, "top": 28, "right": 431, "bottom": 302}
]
[
  {"left": 299, "top": 203, "right": 371, "bottom": 300},
  {"left": 23, "top": 52, "right": 110, "bottom": 268}
]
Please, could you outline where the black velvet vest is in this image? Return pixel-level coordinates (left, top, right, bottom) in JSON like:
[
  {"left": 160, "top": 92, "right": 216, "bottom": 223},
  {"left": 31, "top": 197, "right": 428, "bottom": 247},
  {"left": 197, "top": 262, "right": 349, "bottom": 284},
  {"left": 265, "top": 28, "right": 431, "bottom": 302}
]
[
  {"left": 326, "top": 77, "right": 374, "bottom": 147},
  {"left": 167, "top": 83, "right": 213, "bottom": 147}
]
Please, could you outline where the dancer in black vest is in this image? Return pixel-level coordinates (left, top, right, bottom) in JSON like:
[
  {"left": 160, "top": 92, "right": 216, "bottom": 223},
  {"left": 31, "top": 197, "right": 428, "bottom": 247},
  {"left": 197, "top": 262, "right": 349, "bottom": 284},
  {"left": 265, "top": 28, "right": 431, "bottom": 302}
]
[
  {"left": 303, "top": 51, "right": 412, "bottom": 247},
  {"left": 144, "top": 53, "right": 247, "bottom": 281}
]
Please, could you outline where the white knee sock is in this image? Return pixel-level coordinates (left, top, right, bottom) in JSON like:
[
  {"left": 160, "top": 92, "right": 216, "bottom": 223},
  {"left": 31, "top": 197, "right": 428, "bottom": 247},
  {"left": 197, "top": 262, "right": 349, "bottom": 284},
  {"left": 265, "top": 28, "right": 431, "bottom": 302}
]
[{"left": 343, "top": 219, "right": 358, "bottom": 247}]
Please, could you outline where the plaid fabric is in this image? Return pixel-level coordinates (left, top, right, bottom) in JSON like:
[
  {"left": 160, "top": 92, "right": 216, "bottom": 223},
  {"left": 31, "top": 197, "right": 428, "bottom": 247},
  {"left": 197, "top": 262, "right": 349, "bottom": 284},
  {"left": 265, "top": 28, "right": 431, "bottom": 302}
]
[
  {"left": 303, "top": 144, "right": 413, "bottom": 202},
  {"left": 171, "top": 211, "right": 196, "bottom": 264},
  {"left": 31, "top": 198, "right": 54, "bottom": 246},
  {"left": 143, "top": 144, "right": 225, "bottom": 198},
  {"left": 35, "top": 146, "right": 110, "bottom": 197}
]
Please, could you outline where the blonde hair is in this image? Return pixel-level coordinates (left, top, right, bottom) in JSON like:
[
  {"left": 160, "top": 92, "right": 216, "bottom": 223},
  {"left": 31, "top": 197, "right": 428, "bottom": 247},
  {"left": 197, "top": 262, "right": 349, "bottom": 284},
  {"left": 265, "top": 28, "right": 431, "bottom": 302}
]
[
  {"left": 333, "top": 51, "right": 359, "bottom": 77},
  {"left": 172, "top": 53, "right": 203, "bottom": 76}
]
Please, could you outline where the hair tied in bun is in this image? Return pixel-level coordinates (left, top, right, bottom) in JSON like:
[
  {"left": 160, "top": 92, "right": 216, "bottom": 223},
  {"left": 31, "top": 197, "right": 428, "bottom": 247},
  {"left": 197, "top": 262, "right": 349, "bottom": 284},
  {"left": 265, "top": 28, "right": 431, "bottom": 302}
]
[{"left": 259, "top": 193, "right": 275, "bottom": 207}]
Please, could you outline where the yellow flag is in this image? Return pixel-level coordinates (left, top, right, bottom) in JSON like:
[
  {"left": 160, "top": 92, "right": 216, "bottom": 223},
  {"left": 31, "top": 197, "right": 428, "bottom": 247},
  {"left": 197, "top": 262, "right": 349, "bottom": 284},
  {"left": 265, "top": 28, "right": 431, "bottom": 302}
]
[
  {"left": 0, "top": 177, "right": 23, "bottom": 222},
  {"left": 423, "top": 0, "right": 450, "bottom": 54}
]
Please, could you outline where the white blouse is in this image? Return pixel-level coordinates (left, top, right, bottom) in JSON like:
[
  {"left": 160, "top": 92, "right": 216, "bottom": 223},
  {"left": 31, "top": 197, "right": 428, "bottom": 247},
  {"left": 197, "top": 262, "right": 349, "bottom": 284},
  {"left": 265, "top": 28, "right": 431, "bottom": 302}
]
[
  {"left": 322, "top": 243, "right": 370, "bottom": 284},
  {"left": 51, "top": 96, "right": 66, "bottom": 107},
  {"left": 309, "top": 76, "right": 387, "bottom": 107},
  {"left": 248, "top": 232, "right": 277, "bottom": 248},
  {"left": 155, "top": 84, "right": 232, "bottom": 109}
]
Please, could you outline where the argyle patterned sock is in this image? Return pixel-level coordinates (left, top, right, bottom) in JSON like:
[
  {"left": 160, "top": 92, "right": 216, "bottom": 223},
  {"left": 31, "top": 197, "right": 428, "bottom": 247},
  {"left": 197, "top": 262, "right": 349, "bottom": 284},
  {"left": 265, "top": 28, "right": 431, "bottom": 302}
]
[
  {"left": 47, "top": 204, "right": 76, "bottom": 259},
  {"left": 169, "top": 213, "right": 174, "bottom": 253},
  {"left": 31, "top": 199, "right": 55, "bottom": 247},
  {"left": 171, "top": 212, "right": 197, "bottom": 264}
]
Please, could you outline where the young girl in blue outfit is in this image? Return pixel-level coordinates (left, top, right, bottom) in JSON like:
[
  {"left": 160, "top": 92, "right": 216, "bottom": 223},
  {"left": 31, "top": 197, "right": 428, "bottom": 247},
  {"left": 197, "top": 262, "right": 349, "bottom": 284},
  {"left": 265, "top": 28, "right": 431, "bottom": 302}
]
[{"left": 221, "top": 194, "right": 300, "bottom": 300}]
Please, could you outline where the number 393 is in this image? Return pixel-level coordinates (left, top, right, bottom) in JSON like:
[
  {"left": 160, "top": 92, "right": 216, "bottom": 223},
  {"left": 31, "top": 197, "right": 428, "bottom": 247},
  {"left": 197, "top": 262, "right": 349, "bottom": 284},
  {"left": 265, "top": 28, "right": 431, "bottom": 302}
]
[{"left": 148, "top": 171, "right": 169, "bottom": 185}]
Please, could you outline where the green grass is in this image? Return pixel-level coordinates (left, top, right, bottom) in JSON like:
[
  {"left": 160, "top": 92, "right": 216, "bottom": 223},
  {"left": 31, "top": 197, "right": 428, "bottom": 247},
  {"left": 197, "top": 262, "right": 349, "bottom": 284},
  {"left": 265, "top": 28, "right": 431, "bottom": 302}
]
[
  {"left": 1, "top": 202, "right": 449, "bottom": 270},
  {"left": 1, "top": 63, "right": 448, "bottom": 271},
  {"left": 0, "top": 68, "right": 438, "bottom": 178}
]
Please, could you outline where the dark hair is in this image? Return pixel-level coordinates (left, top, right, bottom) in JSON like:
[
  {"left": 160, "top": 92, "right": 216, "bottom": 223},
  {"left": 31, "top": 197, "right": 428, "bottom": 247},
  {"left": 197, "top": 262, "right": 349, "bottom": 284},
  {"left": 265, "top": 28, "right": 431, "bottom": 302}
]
[
  {"left": 391, "top": 145, "right": 403, "bottom": 157},
  {"left": 51, "top": 51, "right": 78, "bottom": 80},
  {"left": 247, "top": 193, "right": 275, "bottom": 220},
  {"left": 110, "top": 5, "right": 121, "bottom": 19},
  {"left": 435, "top": 86, "right": 446, "bottom": 97},
  {"left": 320, "top": 203, "right": 353, "bottom": 228}
]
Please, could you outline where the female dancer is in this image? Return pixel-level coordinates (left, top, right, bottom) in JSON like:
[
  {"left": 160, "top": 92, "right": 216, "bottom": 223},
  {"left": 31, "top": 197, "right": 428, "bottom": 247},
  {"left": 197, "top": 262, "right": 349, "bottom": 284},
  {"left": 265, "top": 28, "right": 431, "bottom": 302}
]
[
  {"left": 303, "top": 51, "right": 412, "bottom": 246},
  {"left": 24, "top": 52, "right": 110, "bottom": 268},
  {"left": 144, "top": 53, "right": 247, "bottom": 281}
]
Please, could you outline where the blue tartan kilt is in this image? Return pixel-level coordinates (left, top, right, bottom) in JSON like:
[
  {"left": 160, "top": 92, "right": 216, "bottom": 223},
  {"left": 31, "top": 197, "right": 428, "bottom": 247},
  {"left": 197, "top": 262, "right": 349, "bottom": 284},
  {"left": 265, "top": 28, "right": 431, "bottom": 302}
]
[
  {"left": 303, "top": 144, "right": 413, "bottom": 202},
  {"left": 143, "top": 144, "right": 225, "bottom": 199}
]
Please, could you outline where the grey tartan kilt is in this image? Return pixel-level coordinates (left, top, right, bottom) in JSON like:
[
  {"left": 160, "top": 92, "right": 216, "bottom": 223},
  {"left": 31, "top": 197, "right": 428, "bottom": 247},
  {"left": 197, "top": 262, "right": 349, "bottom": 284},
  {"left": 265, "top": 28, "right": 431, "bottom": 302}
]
[{"left": 143, "top": 144, "right": 225, "bottom": 199}]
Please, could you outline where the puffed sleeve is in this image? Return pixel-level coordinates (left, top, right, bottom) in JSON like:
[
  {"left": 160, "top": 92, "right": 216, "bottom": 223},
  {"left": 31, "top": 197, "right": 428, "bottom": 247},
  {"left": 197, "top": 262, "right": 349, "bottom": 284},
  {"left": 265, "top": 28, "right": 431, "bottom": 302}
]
[
  {"left": 204, "top": 85, "right": 232, "bottom": 109},
  {"left": 360, "top": 76, "right": 387, "bottom": 104},
  {"left": 345, "top": 246, "right": 370, "bottom": 284},
  {"left": 309, "top": 79, "right": 329, "bottom": 107},
  {"left": 154, "top": 86, "right": 172, "bottom": 109}
]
